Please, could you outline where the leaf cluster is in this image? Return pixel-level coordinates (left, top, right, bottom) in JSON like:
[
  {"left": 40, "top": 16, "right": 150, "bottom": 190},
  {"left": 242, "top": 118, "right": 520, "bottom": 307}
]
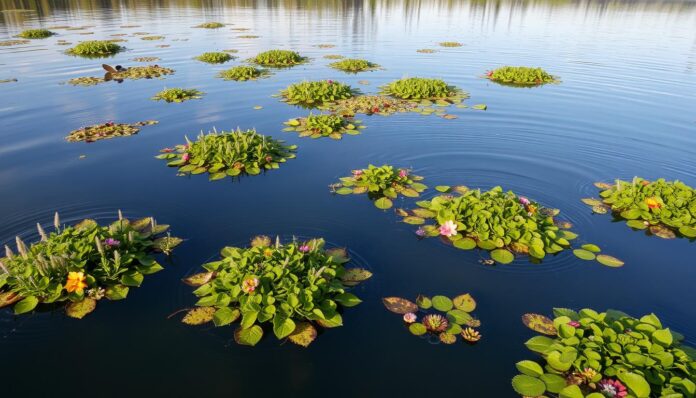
[{"left": 331, "top": 164, "right": 427, "bottom": 209}]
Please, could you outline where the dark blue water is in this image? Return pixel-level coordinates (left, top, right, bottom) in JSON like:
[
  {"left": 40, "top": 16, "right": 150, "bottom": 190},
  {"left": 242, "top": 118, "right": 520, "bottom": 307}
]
[{"left": 1, "top": 0, "right": 696, "bottom": 396}]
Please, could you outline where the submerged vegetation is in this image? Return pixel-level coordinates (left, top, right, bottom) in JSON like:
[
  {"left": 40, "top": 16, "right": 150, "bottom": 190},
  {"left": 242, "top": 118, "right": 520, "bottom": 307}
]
[
  {"left": 513, "top": 308, "right": 696, "bottom": 398},
  {"left": 249, "top": 49, "right": 307, "bottom": 67},
  {"left": 383, "top": 293, "right": 481, "bottom": 344},
  {"left": 486, "top": 66, "right": 558, "bottom": 85},
  {"left": 181, "top": 236, "right": 371, "bottom": 346},
  {"left": 140, "top": 35, "right": 164, "bottom": 41},
  {"left": 194, "top": 22, "right": 225, "bottom": 29},
  {"left": 381, "top": 77, "right": 466, "bottom": 103},
  {"left": 283, "top": 113, "right": 364, "bottom": 139},
  {"left": 330, "top": 165, "right": 427, "bottom": 209},
  {"left": 67, "top": 65, "right": 174, "bottom": 86},
  {"left": 17, "top": 29, "right": 55, "bottom": 39},
  {"left": 66, "top": 120, "right": 158, "bottom": 143},
  {"left": 152, "top": 88, "right": 203, "bottom": 103},
  {"left": 0, "top": 39, "right": 30, "bottom": 46},
  {"left": 218, "top": 65, "right": 271, "bottom": 81},
  {"left": 157, "top": 129, "right": 296, "bottom": 180},
  {"left": 328, "top": 58, "right": 380, "bottom": 73},
  {"left": 66, "top": 40, "right": 124, "bottom": 57},
  {"left": 439, "top": 41, "right": 463, "bottom": 47},
  {"left": 280, "top": 80, "right": 356, "bottom": 108},
  {"left": 0, "top": 213, "right": 181, "bottom": 318},
  {"left": 195, "top": 51, "right": 233, "bottom": 64},
  {"left": 584, "top": 178, "right": 696, "bottom": 239}
]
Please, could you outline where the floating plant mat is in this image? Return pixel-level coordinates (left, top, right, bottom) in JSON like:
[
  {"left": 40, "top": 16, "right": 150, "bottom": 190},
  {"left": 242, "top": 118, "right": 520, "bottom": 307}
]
[
  {"left": 583, "top": 177, "right": 696, "bottom": 239},
  {"left": 383, "top": 294, "right": 481, "bottom": 345},
  {"left": 279, "top": 80, "right": 357, "bottom": 108},
  {"left": 328, "top": 58, "right": 380, "bottom": 73},
  {"left": 195, "top": 51, "right": 233, "bottom": 64},
  {"left": 329, "top": 95, "right": 418, "bottom": 116},
  {"left": 416, "top": 48, "right": 437, "bottom": 53},
  {"left": 132, "top": 56, "right": 160, "bottom": 62},
  {"left": 513, "top": 308, "right": 696, "bottom": 398},
  {"left": 283, "top": 113, "right": 364, "bottom": 139},
  {"left": 67, "top": 64, "right": 174, "bottom": 86},
  {"left": 193, "top": 22, "right": 225, "bottom": 29},
  {"left": 237, "top": 35, "right": 260, "bottom": 39},
  {"left": 402, "top": 185, "right": 616, "bottom": 266},
  {"left": 140, "top": 35, "right": 164, "bottom": 41},
  {"left": 330, "top": 165, "right": 426, "bottom": 209},
  {"left": 381, "top": 77, "right": 468, "bottom": 104},
  {"left": 323, "top": 54, "right": 344, "bottom": 59},
  {"left": 485, "top": 66, "right": 559, "bottom": 86},
  {"left": 152, "top": 88, "right": 203, "bottom": 103},
  {"left": 65, "top": 40, "right": 124, "bottom": 58},
  {"left": 439, "top": 41, "right": 463, "bottom": 47},
  {"left": 0, "top": 39, "right": 30, "bottom": 46},
  {"left": 66, "top": 120, "right": 158, "bottom": 143},
  {"left": 248, "top": 49, "right": 308, "bottom": 68},
  {"left": 217, "top": 65, "right": 271, "bottom": 81},
  {"left": 156, "top": 128, "right": 296, "bottom": 181},
  {"left": 315, "top": 43, "right": 335, "bottom": 48},
  {"left": 16, "top": 29, "right": 55, "bottom": 39},
  {"left": 0, "top": 212, "right": 181, "bottom": 318},
  {"left": 0, "top": 78, "right": 18, "bottom": 84},
  {"left": 179, "top": 236, "right": 371, "bottom": 347}
]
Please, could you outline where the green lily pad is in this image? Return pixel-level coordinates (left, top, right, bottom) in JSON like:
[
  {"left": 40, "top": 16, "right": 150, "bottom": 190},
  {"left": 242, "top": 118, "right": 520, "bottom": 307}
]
[
  {"left": 453, "top": 237, "right": 476, "bottom": 250},
  {"left": 511, "top": 374, "right": 546, "bottom": 397},
  {"left": 573, "top": 249, "right": 596, "bottom": 261},
  {"left": 596, "top": 254, "right": 624, "bottom": 267},
  {"left": 453, "top": 293, "right": 476, "bottom": 312},
  {"left": 416, "top": 295, "right": 432, "bottom": 309},
  {"left": 431, "top": 295, "right": 454, "bottom": 312},
  {"left": 581, "top": 244, "right": 601, "bottom": 252},
  {"left": 627, "top": 220, "right": 648, "bottom": 229},
  {"left": 374, "top": 197, "right": 393, "bottom": 209},
  {"left": 65, "top": 298, "right": 97, "bottom": 319},
  {"left": 340, "top": 268, "right": 372, "bottom": 286},
  {"left": 409, "top": 323, "right": 427, "bottom": 336},
  {"left": 403, "top": 216, "right": 425, "bottom": 225},
  {"left": 490, "top": 249, "right": 514, "bottom": 264},
  {"left": 234, "top": 325, "right": 264, "bottom": 346}
]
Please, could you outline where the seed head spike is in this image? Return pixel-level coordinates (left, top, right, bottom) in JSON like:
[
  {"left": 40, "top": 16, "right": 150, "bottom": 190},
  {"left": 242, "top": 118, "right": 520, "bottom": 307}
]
[
  {"left": 54, "top": 212, "right": 61, "bottom": 230},
  {"left": 37, "top": 223, "right": 47, "bottom": 241}
]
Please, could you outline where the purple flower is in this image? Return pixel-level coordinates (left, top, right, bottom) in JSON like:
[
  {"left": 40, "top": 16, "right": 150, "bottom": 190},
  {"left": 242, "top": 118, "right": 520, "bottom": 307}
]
[
  {"left": 519, "top": 196, "right": 531, "bottom": 206},
  {"left": 299, "top": 245, "right": 310, "bottom": 253},
  {"left": 415, "top": 227, "right": 426, "bottom": 237},
  {"left": 103, "top": 238, "right": 120, "bottom": 247},
  {"left": 568, "top": 321, "right": 580, "bottom": 328},
  {"left": 398, "top": 169, "right": 409, "bottom": 178}
]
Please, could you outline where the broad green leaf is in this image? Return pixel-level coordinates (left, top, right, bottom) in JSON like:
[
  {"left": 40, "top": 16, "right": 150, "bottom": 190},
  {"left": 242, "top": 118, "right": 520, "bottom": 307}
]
[
  {"left": 511, "top": 374, "right": 546, "bottom": 396},
  {"left": 66, "top": 298, "right": 97, "bottom": 319},
  {"left": 234, "top": 325, "right": 264, "bottom": 346},
  {"left": 13, "top": 296, "right": 39, "bottom": 315},
  {"left": 515, "top": 360, "right": 544, "bottom": 377},
  {"left": 431, "top": 295, "right": 453, "bottom": 311}
]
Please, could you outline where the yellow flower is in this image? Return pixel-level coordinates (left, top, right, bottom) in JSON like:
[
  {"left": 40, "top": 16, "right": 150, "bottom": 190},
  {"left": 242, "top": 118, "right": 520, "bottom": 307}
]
[
  {"left": 645, "top": 197, "right": 661, "bottom": 209},
  {"left": 65, "top": 271, "right": 87, "bottom": 293},
  {"left": 263, "top": 248, "right": 274, "bottom": 257}
]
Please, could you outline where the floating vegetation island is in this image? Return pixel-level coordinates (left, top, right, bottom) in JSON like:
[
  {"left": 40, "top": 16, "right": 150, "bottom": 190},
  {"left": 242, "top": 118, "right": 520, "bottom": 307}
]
[
  {"left": 383, "top": 293, "right": 481, "bottom": 344},
  {"left": 66, "top": 120, "right": 158, "bottom": 143},
  {"left": 132, "top": 56, "right": 161, "bottom": 62},
  {"left": 66, "top": 40, "right": 124, "bottom": 57},
  {"left": 152, "top": 88, "right": 203, "bottom": 103},
  {"left": 486, "top": 66, "right": 559, "bottom": 85},
  {"left": 195, "top": 51, "right": 233, "bottom": 64},
  {"left": 584, "top": 177, "right": 696, "bottom": 239},
  {"left": 280, "top": 80, "right": 356, "bottom": 108},
  {"left": 513, "top": 308, "right": 696, "bottom": 398},
  {"left": 16, "top": 29, "right": 55, "bottom": 39},
  {"left": 249, "top": 49, "right": 308, "bottom": 68},
  {"left": 417, "top": 48, "right": 437, "bottom": 53},
  {"left": 180, "top": 236, "right": 371, "bottom": 346},
  {"left": 323, "top": 54, "right": 344, "bottom": 60},
  {"left": 328, "top": 58, "right": 380, "bottom": 73},
  {"left": 439, "top": 41, "right": 463, "bottom": 47},
  {"left": 218, "top": 65, "right": 270, "bottom": 81},
  {"left": 140, "top": 35, "right": 164, "bottom": 41},
  {"left": 157, "top": 129, "right": 296, "bottom": 180},
  {"left": 283, "top": 113, "right": 364, "bottom": 140},
  {"left": 381, "top": 77, "right": 466, "bottom": 103},
  {"left": 330, "top": 95, "right": 418, "bottom": 116},
  {"left": 194, "top": 22, "right": 225, "bottom": 29},
  {"left": 331, "top": 164, "right": 427, "bottom": 209},
  {"left": 68, "top": 65, "right": 174, "bottom": 86},
  {"left": 0, "top": 213, "right": 181, "bottom": 318}
]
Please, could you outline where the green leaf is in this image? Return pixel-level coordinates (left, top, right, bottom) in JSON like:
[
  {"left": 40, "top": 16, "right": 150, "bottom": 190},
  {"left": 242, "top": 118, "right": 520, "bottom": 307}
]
[
  {"left": 65, "top": 298, "right": 97, "bottom": 319},
  {"left": 213, "top": 307, "right": 240, "bottom": 327},
  {"left": 559, "top": 384, "right": 584, "bottom": 398},
  {"left": 679, "top": 226, "right": 696, "bottom": 237},
  {"left": 596, "top": 254, "right": 624, "bottom": 267},
  {"left": 334, "top": 293, "right": 362, "bottom": 307},
  {"left": 409, "top": 323, "right": 427, "bottom": 336},
  {"left": 617, "top": 372, "right": 651, "bottom": 398},
  {"left": 525, "top": 335, "right": 555, "bottom": 354},
  {"left": 105, "top": 284, "right": 129, "bottom": 300},
  {"left": 627, "top": 219, "right": 648, "bottom": 229},
  {"left": 453, "top": 237, "right": 476, "bottom": 250},
  {"left": 272, "top": 315, "right": 296, "bottom": 339},
  {"left": 472, "top": 104, "right": 487, "bottom": 110},
  {"left": 447, "top": 309, "right": 472, "bottom": 325},
  {"left": 581, "top": 244, "right": 601, "bottom": 252},
  {"left": 431, "top": 295, "right": 453, "bottom": 311},
  {"left": 403, "top": 216, "right": 425, "bottom": 225},
  {"left": 416, "top": 295, "right": 431, "bottom": 309},
  {"left": 511, "top": 374, "right": 546, "bottom": 396},
  {"left": 491, "top": 249, "right": 514, "bottom": 264},
  {"left": 234, "top": 325, "right": 264, "bottom": 346},
  {"left": 435, "top": 185, "right": 451, "bottom": 192},
  {"left": 540, "top": 373, "right": 567, "bottom": 393},
  {"left": 120, "top": 270, "right": 144, "bottom": 287},
  {"left": 515, "top": 360, "right": 544, "bottom": 377},
  {"left": 182, "top": 307, "right": 215, "bottom": 325},
  {"left": 374, "top": 197, "right": 393, "bottom": 209},
  {"left": 335, "top": 187, "right": 353, "bottom": 195},
  {"left": 652, "top": 328, "right": 674, "bottom": 347},
  {"left": 573, "top": 249, "right": 596, "bottom": 261},
  {"left": 453, "top": 293, "right": 476, "bottom": 312},
  {"left": 13, "top": 296, "right": 39, "bottom": 315}
]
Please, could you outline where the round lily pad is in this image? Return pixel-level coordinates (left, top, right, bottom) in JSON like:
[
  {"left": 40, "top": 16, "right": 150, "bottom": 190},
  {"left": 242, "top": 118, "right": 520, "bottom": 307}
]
[
  {"left": 431, "top": 295, "right": 453, "bottom": 312},
  {"left": 374, "top": 197, "right": 393, "bottom": 209},
  {"left": 453, "top": 237, "right": 476, "bottom": 250},
  {"left": 596, "top": 254, "right": 624, "bottom": 267},
  {"left": 287, "top": 322, "right": 317, "bottom": 347},
  {"left": 511, "top": 374, "right": 546, "bottom": 397},
  {"left": 65, "top": 298, "right": 97, "bottom": 319},
  {"left": 573, "top": 249, "right": 596, "bottom": 261},
  {"left": 581, "top": 244, "right": 601, "bottom": 253},
  {"left": 626, "top": 220, "right": 648, "bottom": 230},
  {"left": 409, "top": 323, "right": 427, "bottom": 336},
  {"left": 453, "top": 293, "right": 476, "bottom": 312},
  {"left": 490, "top": 249, "right": 514, "bottom": 264},
  {"left": 416, "top": 295, "right": 432, "bottom": 309}
]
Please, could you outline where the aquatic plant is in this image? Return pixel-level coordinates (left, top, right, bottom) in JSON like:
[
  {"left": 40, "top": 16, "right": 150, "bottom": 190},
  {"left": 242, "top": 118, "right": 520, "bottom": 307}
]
[
  {"left": 512, "top": 308, "right": 696, "bottom": 398},
  {"left": 383, "top": 293, "right": 481, "bottom": 345},
  {"left": 583, "top": 177, "right": 696, "bottom": 239},
  {"left": 439, "top": 41, "right": 463, "bottom": 47},
  {"left": 400, "top": 186, "right": 582, "bottom": 263},
  {"left": 152, "top": 88, "right": 203, "bottom": 103},
  {"left": 156, "top": 128, "right": 296, "bottom": 180},
  {"left": 194, "top": 22, "right": 225, "bottom": 29},
  {"left": 323, "top": 54, "right": 344, "bottom": 59},
  {"left": 249, "top": 49, "right": 307, "bottom": 67},
  {"left": 329, "top": 95, "right": 418, "bottom": 116},
  {"left": 330, "top": 164, "right": 427, "bottom": 209},
  {"left": 280, "top": 80, "right": 356, "bottom": 108},
  {"left": 0, "top": 78, "right": 18, "bottom": 84},
  {"left": 132, "top": 56, "right": 161, "bottom": 62},
  {"left": 417, "top": 48, "right": 437, "bottom": 53},
  {"left": 381, "top": 77, "right": 467, "bottom": 104},
  {"left": 315, "top": 43, "right": 335, "bottom": 48},
  {"left": 283, "top": 113, "right": 364, "bottom": 140},
  {"left": 0, "top": 39, "right": 30, "bottom": 46},
  {"left": 217, "top": 65, "right": 270, "bottom": 81},
  {"left": 180, "top": 237, "right": 371, "bottom": 346},
  {"left": 17, "top": 29, "right": 55, "bottom": 39},
  {"left": 66, "top": 120, "right": 158, "bottom": 143},
  {"left": 237, "top": 35, "right": 259, "bottom": 39},
  {"left": 486, "top": 66, "right": 558, "bottom": 85},
  {"left": 66, "top": 40, "right": 124, "bottom": 57},
  {"left": 140, "top": 35, "right": 164, "bottom": 41},
  {"left": 0, "top": 212, "right": 181, "bottom": 318},
  {"left": 328, "top": 58, "right": 380, "bottom": 73},
  {"left": 195, "top": 51, "right": 233, "bottom": 64},
  {"left": 67, "top": 65, "right": 174, "bottom": 86}
]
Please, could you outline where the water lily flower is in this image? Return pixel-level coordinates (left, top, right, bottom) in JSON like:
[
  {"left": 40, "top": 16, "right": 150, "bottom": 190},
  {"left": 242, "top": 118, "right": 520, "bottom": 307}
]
[
  {"left": 526, "top": 204, "right": 537, "bottom": 215},
  {"left": 298, "top": 245, "right": 310, "bottom": 253},
  {"left": 161, "top": 148, "right": 174, "bottom": 153},
  {"left": 422, "top": 314, "right": 449, "bottom": 332},
  {"left": 645, "top": 197, "right": 661, "bottom": 209},
  {"left": 415, "top": 227, "right": 426, "bottom": 237},
  {"left": 241, "top": 277, "right": 259, "bottom": 294},
  {"left": 103, "top": 238, "right": 120, "bottom": 248},
  {"left": 265, "top": 155, "right": 273, "bottom": 163},
  {"left": 327, "top": 80, "right": 333, "bottom": 84},
  {"left": 598, "top": 379, "right": 628, "bottom": 398},
  {"left": 461, "top": 327, "right": 481, "bottom": 342},
  {"left": 181, "top": 153, "right": 190, "bottom": 162},
  {"left": 568, "top": 320, "right": 581, "bottom": 328},
  {"left": 519, "top": 196, "right": 531, "bottom": 206},
  {"left": 398, "top": 169, "right": 408, "bottom": 178},
  {"left": 65, "top": 271, "right": 87, "bottom": 294},
  {"left": 352, "top": 169, "right": 364, "bottom": 177},
  {"left": 486, "top": 71, "right": 493, "bottom": 77},
  {"left": 439, "top": 220, "right": 458, "bottom": 237},
  {"left": 403, "top": 312, "right": 417, "bottom": 323}
]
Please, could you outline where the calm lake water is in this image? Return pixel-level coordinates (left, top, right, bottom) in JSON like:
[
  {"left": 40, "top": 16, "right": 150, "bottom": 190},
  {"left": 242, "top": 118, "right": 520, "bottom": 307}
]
[{"left": 1, "top": 0, "right": 696, "bottom": 396}]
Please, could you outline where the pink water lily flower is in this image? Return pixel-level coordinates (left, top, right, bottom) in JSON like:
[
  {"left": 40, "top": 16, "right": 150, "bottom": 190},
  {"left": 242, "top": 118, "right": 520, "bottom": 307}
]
[
  {"left": 398, "top": 169, "right": 409, "bottom": 178},
  {"left": 352, "top": 169, "right": 364, "bottom": 177},
  {"left": 598, "top": 379, "right": 628, "bottom": 398},
  {"left": 439, "top": 220, "right": 458, "bottom": 237},
  {"left": 298, "top": 245, "right": 310, "bottom": 253},
  {"left": 519, "top": 196, "right": 531, "bottom": 206},
  {"left": 103, "top": 238, "right": 120, "bottom": 247},
  {"left": 161, "top": 147, "right": 174, "bottom": 153},
  {"left": 568, "top": 321, "right": 581, "bottom": 328},
  {"left": 181, "top": 153, "right": 190, "bottom": 162},
  {"left": 403, "top": 313, "right": 417, "bottom": 323},
  {"left": 241, "top": 277, "right": 259, "bottom": 294}
]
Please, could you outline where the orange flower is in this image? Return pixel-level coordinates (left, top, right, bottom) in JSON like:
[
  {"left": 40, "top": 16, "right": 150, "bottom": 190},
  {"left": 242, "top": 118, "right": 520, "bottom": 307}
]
[
  {"left": 263, "top": 248, "right": 274, "bottom": 257},
  {"left": 65, "top": 271, "right": 87, "bottom": 293},
  {"left": 645, "top": 197, "right": 661, "bottom": 209}
]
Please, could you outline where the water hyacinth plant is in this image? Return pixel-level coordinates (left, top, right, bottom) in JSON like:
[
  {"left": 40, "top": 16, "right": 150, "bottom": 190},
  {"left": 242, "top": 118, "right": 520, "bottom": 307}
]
[
  {"left": 152, "top": 88, "right": 203, "bottom": 103},
  {"left": 193, "top": 22, "right": 225, "bottom": 29},
  {"left": 156, "top": 128, "right": 297, "bottom": 181},
  {"left": 381, "top": 77, "right": 467, "bottom": 104},
  {"left": 249, "top": 49, "right": 307, "bottom": 67},
  {"left": 0, "top": 212, "right": 182, "bottom": 318},
  {"left": 283, "top": 113, "right": 364, "bottom": 139},
  {"left": 66, "top": 120, "right": 158, "bottom": 143},
  {"left": 584, "top": 177, "right": 696, "bottom": 239},
  {"left": 218, "top": 65, "right": 271, "bottom": 81},
  {"left": 383, "top": 293, "right": 481, "bottom": 345},
  {"left": 195, "top": 51, "right": 233, "bottom": 64},
  {"left": 513, "top": 308, "right": 696, "bottom": 398},
  {"left": 66, "top": 40, "right": 124, "bottom": 57},
  {"left": 180, "top": 236, "right": 372, "bottom": 346},
  {"left": 17, "top": 29, "right": 55, "bottom": 39},
  {"left": 328, "top": 58, "right": 380, "bottom": 73},
  {"left": 402, "top": 186, "right": 581, "bottom": 263},
  {"left": 330, "top": 164, "right": 427, "bottom": 209},
  {"left": 486, "top": 66, "right": 559, "bottom": 85},
  {"left": 280, "top": 80, "right": 356, "bottom": 108}
]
